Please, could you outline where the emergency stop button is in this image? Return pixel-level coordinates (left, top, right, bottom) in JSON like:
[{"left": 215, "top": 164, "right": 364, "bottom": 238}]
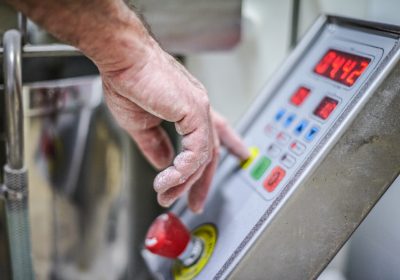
[
  {"left": 145, "top": 212, "right": 190, "bottom": 259},
  {"left": 145, "top": 212, "right": 205, "bottom": 267},
  {"left": 263, "top": 166, "right": 286, "bottom": 192}
]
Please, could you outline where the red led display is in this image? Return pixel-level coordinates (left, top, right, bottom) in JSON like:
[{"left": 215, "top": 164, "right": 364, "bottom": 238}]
[
  {"left": 290, "top": 87, "right": 310, "bottom": 106},
  {"left": 314, "top": 97, "right": 338, "bottom": 120},
  {"left": 314, "top": 49, "right": 371, "bottom": 87}
]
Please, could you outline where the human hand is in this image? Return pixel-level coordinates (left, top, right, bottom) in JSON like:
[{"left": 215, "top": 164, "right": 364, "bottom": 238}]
[
  {"left": 8, "top": 0, "right": 249, "bottom": 212},
  {"left": 101, "top": 42, "right": 249, "bottom": 213}
]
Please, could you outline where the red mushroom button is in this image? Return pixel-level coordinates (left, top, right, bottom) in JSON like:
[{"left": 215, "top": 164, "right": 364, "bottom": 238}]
[{"left": 145, "top": 212, "right": 191, "bottom": 259}]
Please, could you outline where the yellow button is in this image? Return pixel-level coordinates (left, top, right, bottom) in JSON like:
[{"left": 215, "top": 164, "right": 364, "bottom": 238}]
[{"left": 240, "top": 147, "right": 259, "bottom": 169}]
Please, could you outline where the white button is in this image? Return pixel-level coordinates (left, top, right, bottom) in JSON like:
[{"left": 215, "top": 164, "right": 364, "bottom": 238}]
[
  {"left": 276, "top": 132, "right": 291, "bottom": 145},
  {"left": 267, "top": 144, "right": 281, "bottom": 158},
  {"left": 290, "top": 141, "right": 306, "bottom": 156},
  {"left": 264, "top": 124, "right": 278, "bottom": 137},
  {"left": 281, "top": 153, "right": 296, "bottom": 169}
]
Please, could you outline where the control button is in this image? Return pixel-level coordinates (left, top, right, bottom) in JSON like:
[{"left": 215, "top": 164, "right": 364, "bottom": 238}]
[
  {"left": 280, "top": 153, "right": 296, "bottom": 169},
  {"left": 267, "top": 144, "right": 281, "bottom": 158},
  {"left": 290, "top": 87, "right": 311, "bottom": 107},
  {"left": 264, "top": 124, "right": 278, "bottom": 137},
  {"left": 274, "top": 108, "right": 286, "bottom": 122},
  {"left": 294, "top": 119, "right": 309, "bottom": 136},
  {"left": 276, "top": 132, "right": 291, "bottom": 145},
  {"left": 240, "top": 147, "right": 259, "bottom": 169},
  {"left": 145, "top": 213, "right": 191, "bottom": 259},
  {"left": 305, "top": 126, "right": 320, "bottom": 142},
  {"left": 290, "top": 141, "right": 306, "bottom": 156},
  {"left": 283, "top": 113, "right": 296, "bottom": 128},
  {"left": 251, "top": 156, "right": 272, "bottom": 180},
  {"left": 263, "top": 166, "right": 286, "bottom": 193}
]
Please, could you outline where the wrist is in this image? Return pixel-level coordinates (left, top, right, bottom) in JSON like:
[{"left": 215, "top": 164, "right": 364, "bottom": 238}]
[{"left": 78, "top": 8, "right": 157, "bottom": 74}]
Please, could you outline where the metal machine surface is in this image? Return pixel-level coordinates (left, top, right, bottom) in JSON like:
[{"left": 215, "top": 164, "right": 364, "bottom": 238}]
[{"left": 143, "top": 15, "right": 400, "bottom": 279}]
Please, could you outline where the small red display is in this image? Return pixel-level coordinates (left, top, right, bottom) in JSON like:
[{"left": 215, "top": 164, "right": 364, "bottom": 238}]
[
  {"left": 314, "top": 49, "right": 371, "bottom": 87},
  {"left": 314, "top": 97, "right": 338, "bottom": 120},
  {"left": 290, "top": 87, "right": 310, "bottom": 106}
]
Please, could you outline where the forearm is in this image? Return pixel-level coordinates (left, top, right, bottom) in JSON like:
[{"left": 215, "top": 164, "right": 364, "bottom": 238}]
[{"left": 6, "top": 0, "right": 155, "bottom": 72}]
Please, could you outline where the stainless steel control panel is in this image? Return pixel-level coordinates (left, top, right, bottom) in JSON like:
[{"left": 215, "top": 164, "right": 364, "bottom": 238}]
[{"left": 143, "top": 16, "right": 400, "bottom": 280}]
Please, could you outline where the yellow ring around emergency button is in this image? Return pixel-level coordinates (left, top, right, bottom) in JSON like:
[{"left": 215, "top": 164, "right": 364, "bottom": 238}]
[
  {"left": 172, "top": 224, "right": 218, "bottom": 280},
  {"left": 240, "top": 146, "right": 259, "bottom": 169}
]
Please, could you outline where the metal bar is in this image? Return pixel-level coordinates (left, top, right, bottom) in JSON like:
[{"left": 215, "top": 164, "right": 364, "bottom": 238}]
[
  {"left": 3, "top": 29, "right": 35, "bottom": 280},
  {"left": 17, "top": 13, "right": 27, "bottom": 45},
  {"left": 3, "top": 30, "right": 23, "bottom": 169},
  {"left": 0, "top": 44, "right": 81, "bottom": 58}
]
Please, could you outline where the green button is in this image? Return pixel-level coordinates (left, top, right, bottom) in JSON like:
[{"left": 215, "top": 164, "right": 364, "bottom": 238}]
[{"left": 251, "top": 156, "right": 271, "bottom": 180}]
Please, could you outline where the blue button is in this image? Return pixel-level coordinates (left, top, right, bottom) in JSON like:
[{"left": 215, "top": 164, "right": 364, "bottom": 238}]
[
  {"left": 283, "top": 113, "right": 296, "bottom": 128},
  {"left": 305, "top": 126, "right": 319, "bottom": 142},
  {"left": 275, "top": 109, "right": 286, "bottom": 122},
  {"left": 294, "top": 119, "right": 308, "bottom": 135}
]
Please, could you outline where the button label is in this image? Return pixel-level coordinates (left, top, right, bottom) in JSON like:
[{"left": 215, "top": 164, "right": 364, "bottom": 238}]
[
  {"left": 251, "top": 156, "right": 272, "bottom": 180},
  {"left": 263, "top": 166, "right": 286, "bottom": 192}
]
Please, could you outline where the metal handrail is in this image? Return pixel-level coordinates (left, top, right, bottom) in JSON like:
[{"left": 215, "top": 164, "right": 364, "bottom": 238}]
[
  {"left": 0, "top": 44, "right": 81, "bottom": 58},
  {"left": 0, "top": 13, "right": 80, "bottom": 58},
  {"left": 3, "top": 30, "right": 23, "bottom": 169}
]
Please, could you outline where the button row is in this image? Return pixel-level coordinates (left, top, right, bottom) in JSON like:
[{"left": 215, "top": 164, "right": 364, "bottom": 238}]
[
  {"left": 240, "top": 146, "right": 286, "bottom": 193},
  {"left": 267, "top": 144, "right": 296, "bottom": 169},
  {"left": 273, "top": 109, "right": 320, "bottom": 142},
  {"left": 266, "top": 124, "right": 307, "bottom": 156}
]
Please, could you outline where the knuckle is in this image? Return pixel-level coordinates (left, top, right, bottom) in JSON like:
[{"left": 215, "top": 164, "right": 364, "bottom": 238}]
[
  {"left": 213, "top": 149, "right": 220, "bottom": 159},
  {"left": 198, "top": 94, "right": 210, "bottom": 110},
  {"left": 216, "top": 116, "right": 228, "bottom": 130}
]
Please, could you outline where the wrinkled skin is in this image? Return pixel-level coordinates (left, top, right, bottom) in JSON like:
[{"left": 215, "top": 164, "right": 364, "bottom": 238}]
[
  {"left": 101, "top": 43, "right": 249, "bottom": 212},
  {"left": 7, "top": 0, "right": 250, "bottom": 212}
]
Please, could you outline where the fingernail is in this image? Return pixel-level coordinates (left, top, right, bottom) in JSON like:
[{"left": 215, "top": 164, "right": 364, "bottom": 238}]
[
  {"left": 190, "top": 202, "right": 204, "bottom": 214},
  {"left": 159, "top": 197, "right": 177, "bottom": 208},
  {"left": 238, "top": 150, "right": 250, "bottom": 160}
]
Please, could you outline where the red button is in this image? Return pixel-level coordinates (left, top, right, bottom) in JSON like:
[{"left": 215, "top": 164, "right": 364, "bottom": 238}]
[
  {"left": 145, "top": 213, "right": 190, "bottom": 259},
  {"left": 263, "top": 166, "right": 286, "bottom": 192}
]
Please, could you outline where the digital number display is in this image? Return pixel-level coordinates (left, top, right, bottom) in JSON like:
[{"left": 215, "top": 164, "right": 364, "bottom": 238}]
[
  {"left": 313, "top": 97, "right": 338, "bottom": 120},
  {"left": 290, "top": 87, "right": 310, "bottom": 107},
  {"left": 314, "top": 49, "right": 371, "bottom": 87}
]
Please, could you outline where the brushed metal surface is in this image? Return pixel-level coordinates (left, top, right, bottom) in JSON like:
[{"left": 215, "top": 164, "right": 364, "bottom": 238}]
[
  {"left": 229, "top": 44, "right": 400, "bottom": 280},
  {"left": 131, "top": 0, "right": 242, "bottom": 53}
]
